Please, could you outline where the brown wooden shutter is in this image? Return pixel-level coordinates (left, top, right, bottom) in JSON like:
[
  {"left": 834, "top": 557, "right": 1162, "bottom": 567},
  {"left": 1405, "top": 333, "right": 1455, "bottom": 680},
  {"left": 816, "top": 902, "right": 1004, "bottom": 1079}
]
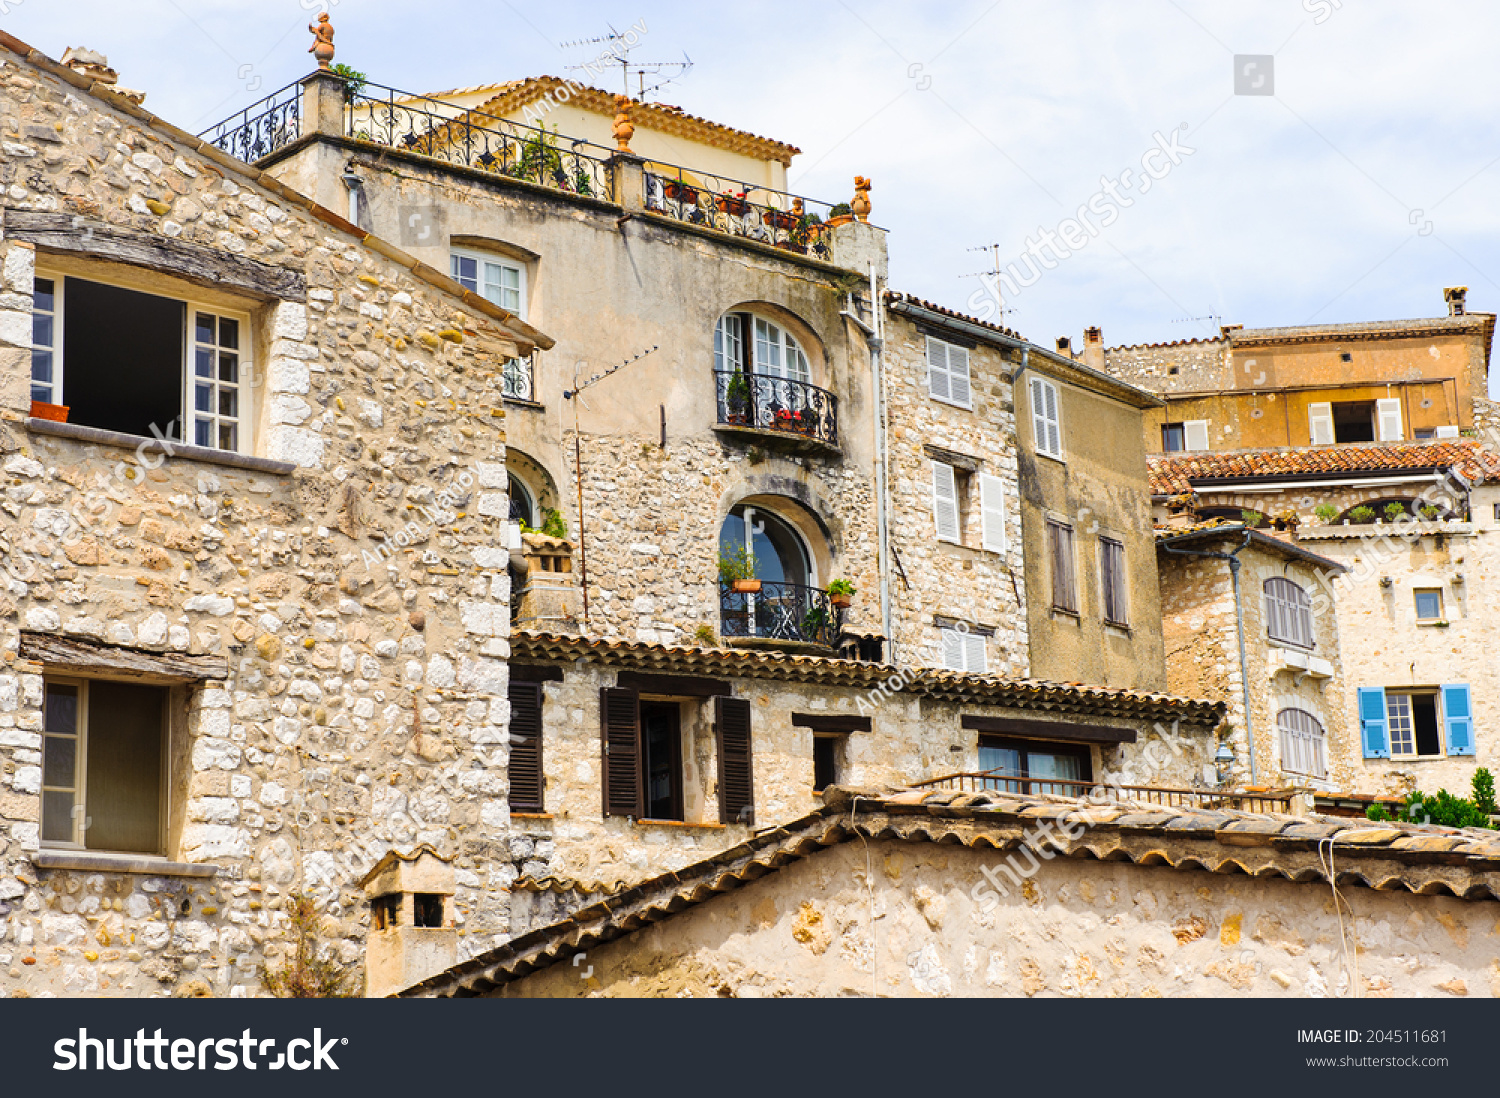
[
  {"left": 715, "top": 695, "right": 754, "bottom": 825},
  {"left": 600, "top": 687, "right": 643, "bottom": 818},
  {"left": 507, "top": 680, "right": 544, "bottom": 813}
]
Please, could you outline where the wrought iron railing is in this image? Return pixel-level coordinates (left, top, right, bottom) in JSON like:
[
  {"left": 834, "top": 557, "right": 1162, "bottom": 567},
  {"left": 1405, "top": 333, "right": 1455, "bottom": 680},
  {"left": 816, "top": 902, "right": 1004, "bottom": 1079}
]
[
  {"left": 346, "top": 83, "right": 613, "bottom": 198},
  {"left": 714, "top": 370, "right": 838, "bottom": 448},
  {"left": 912, "top": 770, "right": 1296, "bottom": 815},
  {"left": 644, "top": 165, "right": 835, "bottom": 258},
  {"left": 503, "top": 354, "right": 535, "bottom": 402},
  {"left": 199, "top": 80, "right": 303, "bottom": 163},
  {"left": 719, "top": 580, "right": 838, "bottom": 648}
]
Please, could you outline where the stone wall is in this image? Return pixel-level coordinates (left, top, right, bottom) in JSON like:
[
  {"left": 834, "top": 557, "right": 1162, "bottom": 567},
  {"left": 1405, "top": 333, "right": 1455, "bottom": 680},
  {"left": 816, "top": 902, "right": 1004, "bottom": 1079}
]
[
  {"left": 1103, "top": 339, "right": 1228, "bottom": 394},
  {"left": 0, "top": 48, "right": 528, "bottom": 996}
]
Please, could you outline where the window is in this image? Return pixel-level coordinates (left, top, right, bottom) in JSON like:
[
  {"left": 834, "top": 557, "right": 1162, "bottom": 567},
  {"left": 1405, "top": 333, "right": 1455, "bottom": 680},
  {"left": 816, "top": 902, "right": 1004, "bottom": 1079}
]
[
  {"left": 508, "top": 474, "right": 536, "bottom": 529},
  {"left": 31, "top": 275, "right": 252, "bottom": 451},
  {"left": 1414, "top": 588, "right": 1444, "bottom": 622},
  {"left": 812, "top": 734, "right": 844, "bottom": 792},
  {"left": 977, "top": 737, "right": 1091, "bottom": 795},
  {"left": 450, "top": 249, "right": 524, "bottom": 313},
  {"left": 978, "top": 473, "right": 1008, "bottom": 553},
  {"left": 371, "top": 894, "right": 399, "bottom": 930},
  {"left": 412, "top": 894, "right": 445, "bottom": 928},
  {"left": 1313, "top": 399, "right": 1402, "bottom": 444},
  {"left": 939, "top": 625, "right": 987, "bottom": 673},
  {"left": 1366, "top": 685, "right": 1474, "bottom": 759},
  {"left": 1387, "top": 690, "right": 1440, "bottom": 757},
  {"left": 1162, "top": 423, "right": 1185, "bottom": 452},
  {"left": 1264, "top": 577, "right": 1314, "bottom": 649},
  {"left": 1277, "top": 708, "right": 1328, "bottom": 779},
  {"left": 932, "top": 461, "right": 961, "bottom": 544},
  {"left": 1029, "top": 376, "right": 1062, "bottom": 459},
  {"left": 926, "top": 336, "right": 972, "bottom": 409},
  {"left": 1047, "top": 520, "right": 1078, "bottom": 613},
  {"left": 1100, "top": 538, "right": 1128, "bottom": 626},
  {"left": 716, "top": 314, "right": 811, "bottom": 382},
  {"left": 41, "top": 679, "right": 167, "bottom": 854},
  {"left": 507, "top": 680, "right": 544, "bottom": 812},
  {"left": 1495, "top": 503, "right": 1500, "bottom": 524},
  {"left": 718, "top": 504, "right": 826, "bottom": 644}
]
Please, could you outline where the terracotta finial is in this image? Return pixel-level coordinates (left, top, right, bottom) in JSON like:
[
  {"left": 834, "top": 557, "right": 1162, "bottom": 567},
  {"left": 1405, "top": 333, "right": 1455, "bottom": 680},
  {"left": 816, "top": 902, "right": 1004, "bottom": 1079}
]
[
  {"left": 309, "top": 14, "right": 335, "bottom": 70},
  {"left": 612, "top": 94, "right": 635, "bottom": 152},
  {"left": 851, "top": 176, "right": 872, "bottom": 222}
]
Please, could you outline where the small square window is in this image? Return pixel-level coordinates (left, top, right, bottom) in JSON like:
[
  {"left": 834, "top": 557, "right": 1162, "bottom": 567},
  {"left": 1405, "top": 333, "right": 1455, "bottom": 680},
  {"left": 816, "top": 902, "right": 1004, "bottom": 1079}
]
[
  {"left": 371, "top": 894, "right": 399, "bottom": 930},
  {"left": 1414, "top": 588, "right": 1443, "bottom": 622},
  {"left": 413, "top": 894, "right": 445, "bottom": 928},
  {"left": 1162, "top": 423, "right": 1185, "bottom": 452},
  {"left": 813, "top": 734, "right": 843, "bottom": 792}
]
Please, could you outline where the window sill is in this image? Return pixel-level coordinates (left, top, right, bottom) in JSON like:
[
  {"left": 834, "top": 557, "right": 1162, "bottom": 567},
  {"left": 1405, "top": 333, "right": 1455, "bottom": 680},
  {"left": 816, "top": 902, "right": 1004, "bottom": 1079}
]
[
  {"left": 928, "top": 395, "right": 974, "bottom": 413},
  {"left": 1381, "top": 755, "right": 1450, "bottom": 763},
  {"left": 1104, "top": 621, "right": 1132, "bottom": 637},
  {"left": 1415, "top": 619, "right": 1449, "bottom": 627},
  {"left": 33, "top": 850, "right": 220, "bottom": 878},
  {"left": 27, "top": 418, "right": 296, "bottom": 476},
  {"left": 510, "top": 812, "right": 554, "bottom": 820},
  {"left": 1035, "top": 450, "right": 1066, "bottom": 464},
  {"left": 1050, "top": 607, "right": 1081, "bottom": 622},
  {"left": 504, "top": 397, "right": 545, "bottom": 411},
  {"left": 633, "top": 818, "right": 728, "bottom": 830}
]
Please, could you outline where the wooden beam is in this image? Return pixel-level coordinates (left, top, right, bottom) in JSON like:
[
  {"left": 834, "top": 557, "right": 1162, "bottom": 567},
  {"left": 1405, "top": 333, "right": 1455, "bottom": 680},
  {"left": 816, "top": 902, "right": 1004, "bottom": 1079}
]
[
  {"left": 3, "top": 210, "right": 307, "bottom": 301},
  {"left": 960, "top": 714, "right": 1136, "bottom": 744},
  {"left": 19, "top": 631, "right": 228, "bottom": 681},
  {"left": 615, "top": 671, "right": 730, "bottom": 698},
  {"left": 509, "top": 663, "right": 564, "bottom": 683},
  {"left": 791, "top": 713, "right": 872, "bottom": 733}
]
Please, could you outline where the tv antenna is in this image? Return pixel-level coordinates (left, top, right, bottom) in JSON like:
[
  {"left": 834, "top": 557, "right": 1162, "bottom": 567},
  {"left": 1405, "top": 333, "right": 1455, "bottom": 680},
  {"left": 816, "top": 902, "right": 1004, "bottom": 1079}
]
[
  {"left": 958, "top": 243, "right": 1017, "bottom": 320},
  {"left": 1172, "top": 312, "right": 1223, "bottom": 327},
  {"left": 560, "top": 24, "right": 693, "bottom": 101}
]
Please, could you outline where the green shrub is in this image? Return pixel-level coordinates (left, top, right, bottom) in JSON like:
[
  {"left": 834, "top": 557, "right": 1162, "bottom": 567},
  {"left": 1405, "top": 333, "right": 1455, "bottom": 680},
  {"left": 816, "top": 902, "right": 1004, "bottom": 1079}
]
[
  {"left": 1349, "top": 505, "right": 1376, "bottom": 524},
  {"left": 540, "top": 508, "right": 567, "bottom": 539},
  {"left": 1240, "top": 509, "right": 1262, "bottom": 527},
  {"left": 1314, "top": 503, "right": 1339, "bottom": 524},
  {"left": 1473, "top": 768, "right": 1497, "bottom": 816},
  {"left": 717, "top": 546, "right": 755, "bottom": 583},
  {"left": 827, "top": 578, "right": 856, "bottom": 597},
  {"left": 259, "top": 894, "right": 358, "bottom": 998},
  {"left": 1384, "top": 502, "right": 1407, "bottom": 521}
]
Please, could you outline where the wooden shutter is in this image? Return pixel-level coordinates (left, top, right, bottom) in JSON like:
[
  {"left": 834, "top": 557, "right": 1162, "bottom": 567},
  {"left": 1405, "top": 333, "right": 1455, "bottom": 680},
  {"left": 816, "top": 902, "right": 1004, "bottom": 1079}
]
[
  {"left": 1031, "top": 377, "right": 1062, "bottom": 457},
  {"left": 948, "top": 344, "right": 971, "bottom": 407},
  {"left": 1442, "top": 683, "right": 1474, "bottom": 756},
  {"left": 1308, "top": 402, "right": 1334, "bottom": 445},
  {"left": 1357, "top": 687, "right": 1389, "bottom": 759},
  {"left": 1435, "top": 424, "right": 1460, "bottom": 439},
  {"left": 979, "top": 473, "right": 1007, "bottom": 553},
  {"left": 1377, "top": 397, "right": 1403, "bottom": 441},
  {"left": 926, "top": 337, "right": 951, "bottom": 402},
  {"left": 1049, "top": 522, "right": 1077, "bottom": 611},
  {"left": 1101, "top": 539, "right": 1126, "bottom": 625},
  {"left": 932, "top": 461, "right": 961, "bottom": 543},
  {"left": 940, "top": 627, "right": 965, "bottom": 670},
  {"left": 1183, "top": 420, "right": 1210, "bottom": 452},
  {"left": 600, "top": 687, "right": 642, "bottom": 818},
  {"left": 507, "top": 681, "right": 544, "bottom": 812},
  {"left": 963, "top": 631, "right": 987, "bottom": 674},
  {"left": 715, "top": 696, "right": 754, "bottom": 825}
]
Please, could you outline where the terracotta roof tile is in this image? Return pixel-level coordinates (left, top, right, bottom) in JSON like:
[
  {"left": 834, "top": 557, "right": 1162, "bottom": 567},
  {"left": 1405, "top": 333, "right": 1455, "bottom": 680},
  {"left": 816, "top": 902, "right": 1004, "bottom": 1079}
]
[{"left": 1149, "top": 441, "right": 1500, "bottom": 495}]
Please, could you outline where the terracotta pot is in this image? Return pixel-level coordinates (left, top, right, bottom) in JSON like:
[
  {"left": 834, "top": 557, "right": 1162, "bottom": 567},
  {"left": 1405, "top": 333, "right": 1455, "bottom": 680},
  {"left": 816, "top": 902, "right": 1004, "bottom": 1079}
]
[
  {"left": 30, "top": 401, "right": 69, "bottom": 422},
  {"left": 829, "top": 593, "right": 852, "bottom": 609},
  {"left": 730, "top": 578, "right": 761, "bottom": 594},
  {"left": 716, "top": 195, "right": 748, "bottom": 216},
  {"left": 826, "top": 214, "right": 854, "bottom": 227},
  {"left": 763, "top": 209, "right": 798, "bottom": 231},
  {"left": 664, "top": 182, "right": 699, "bottom": 205}
]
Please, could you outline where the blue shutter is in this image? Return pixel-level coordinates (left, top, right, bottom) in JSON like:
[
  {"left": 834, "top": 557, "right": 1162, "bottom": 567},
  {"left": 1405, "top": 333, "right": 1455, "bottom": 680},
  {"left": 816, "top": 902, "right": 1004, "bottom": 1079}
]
[
  {"left": 1358, "top": 687, "right": 1389, "bottom": 759},
  {"left": 1443, "top": 683, "right": 1474, "bottom": 756}
]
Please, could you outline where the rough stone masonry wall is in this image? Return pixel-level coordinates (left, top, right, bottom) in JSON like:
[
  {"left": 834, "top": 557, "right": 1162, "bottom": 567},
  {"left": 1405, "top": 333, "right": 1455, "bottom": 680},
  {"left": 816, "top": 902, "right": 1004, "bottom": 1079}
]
[
  {"left": 492, "top": 838, "right": 1497, "bottom": 998},
  {"left": 882, "top": 318, "right": 1027, "bottom": 675},
  {"left": 0, "top": 53, "right": 524, "bottom": 996},
  {"left": 1103, "top": 339, "right": 1228, "bottom": 395}
]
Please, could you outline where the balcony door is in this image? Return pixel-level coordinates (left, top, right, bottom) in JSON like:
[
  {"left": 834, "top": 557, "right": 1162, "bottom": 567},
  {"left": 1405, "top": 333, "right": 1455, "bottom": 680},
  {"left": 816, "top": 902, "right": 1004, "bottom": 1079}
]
[{"left": 719, "top": 504, "right": 830, "bottom": 644}]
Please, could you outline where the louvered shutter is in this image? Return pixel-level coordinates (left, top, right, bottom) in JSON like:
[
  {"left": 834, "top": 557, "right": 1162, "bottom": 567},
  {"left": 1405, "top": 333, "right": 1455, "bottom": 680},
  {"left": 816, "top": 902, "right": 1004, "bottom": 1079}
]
[
  {"left": 932, "top": 461, "right": 961, "bottom": 543},
  {"left": 1443, "top": 683, "right": 1474, "bottom": 756},
  {"left": 1049, "top": 522, "right": 1077, "bottom": 611},
  {"left": 507, "top": 681, "right": 545, "bottom": 812},
  {"left": 979, "top": 473, "right": 1007, "bottom": 553},
  {"left": 715, "top": 696, "right": 754, "bottom": 824},
  {"left": 940, "top": 627, "right": 965, "bottom": 670},
  {"left": 948, "top": 344, "right": 972, "bottom": 408},
  {"left": 1377, "top": 398, "right": 1404, "bottom": 441},
  {"left": 963, "top": 631, "right": 987, "bottom": 673},
  {"left": 1101, "top": 539, "right": 1126, "bottom": 625},
  {"left": 1358, "top": 687, "right": 1390, "bottom": 759},
  {"left": 926, "top": 337, "right": 951, "bottom": 403},
  {"left": 1183, "top": 420, "right": 1210, "bottom": 452},
  {"left": 1031, "top": 377, "right": 1062, "bottom": 457},
  {"left": 1308, "top": 402, "right": 1334, "bottom": 445},
  {"left": 1435, "top": 425, "right": 1460, "bottom": 439},
  {"left": 600, "top": 687, "right": 643, "bottom": 817}
]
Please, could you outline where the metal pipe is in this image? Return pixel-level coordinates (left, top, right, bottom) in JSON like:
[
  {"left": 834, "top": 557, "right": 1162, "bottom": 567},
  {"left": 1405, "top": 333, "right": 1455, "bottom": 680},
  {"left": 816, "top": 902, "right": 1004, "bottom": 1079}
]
[{"left": 867, "top": 263, "right": 893, "bottom": 660}]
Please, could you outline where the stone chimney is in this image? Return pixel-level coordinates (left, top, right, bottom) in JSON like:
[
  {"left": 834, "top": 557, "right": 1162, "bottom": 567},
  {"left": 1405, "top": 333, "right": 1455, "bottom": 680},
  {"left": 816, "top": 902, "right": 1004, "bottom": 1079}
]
[
  {"left": 1082, "top": 326, "right": 1105, "bottom": 370},
  {"left": 59, "top": 47, "right": 146, "bottom": 104},
  {"left": 360, "top": 846, "right": 457, "bottom": 997},
  {"left": 1445, "top": 286, "right": 1468, "bottom": 316},
  {"left": 1055, "top": 336, "right": 1072, "bottom": 355},
  {"left": 513, "top": 532, "right": 582, "bottom": 633}
]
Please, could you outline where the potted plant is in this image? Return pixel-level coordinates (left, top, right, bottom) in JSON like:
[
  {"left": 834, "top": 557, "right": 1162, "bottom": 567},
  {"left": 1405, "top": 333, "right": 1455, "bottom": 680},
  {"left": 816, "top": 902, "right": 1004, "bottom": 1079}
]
[
  {"left": 30, "top": 400, "right": 69, "bottom": 422},
  {"left": 716, "top": 191, "right": 748, "bottom": 217},
  {"left": 826, "top": 202, "right": 854, "bottom": 227},
  {"left": 1384, "top": 502, "right": 1407, "bottom": 523},
  {"left": 763, "top": 208, "right": 798, "bottom": 231},
  {"left": 724, "top": 371, "right": 751, "bottom": 423},
  {"left": 664, "top": 179, "right": 700, "bottom": 205},
  {"left": 1349, "top": 505, "right": 1376, "bottom": 525},
  {"left": 1420, "top": 503, "right": 1442, "bottom": 520},
  {"left": 1314, "top": 503, "right": 1339, "bottom": 525},
  {"left": 1271, "top": 508, "right": 1299, "bottom": 532},
  {"left": 1240, "top": 509, "right": 1263, "bottom": 527},
  {"left": 801, "top": 605, "right": 829, "bottom": 637},
  {"left": 718, "top": 546, "right": 760, "bottom": 593},
  {"left": 827, "top": 579, "right": 855, "bottom": 609}
]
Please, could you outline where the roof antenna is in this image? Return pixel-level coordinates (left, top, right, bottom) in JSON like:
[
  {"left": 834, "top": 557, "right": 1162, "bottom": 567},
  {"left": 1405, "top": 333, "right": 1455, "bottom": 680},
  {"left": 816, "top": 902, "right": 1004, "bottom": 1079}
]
[
  {"left": 958, "top": 242, "right": 1018, "bottom": 320},
  {"left": 560, "top": 23, "right": 692, "bottom": 101}
]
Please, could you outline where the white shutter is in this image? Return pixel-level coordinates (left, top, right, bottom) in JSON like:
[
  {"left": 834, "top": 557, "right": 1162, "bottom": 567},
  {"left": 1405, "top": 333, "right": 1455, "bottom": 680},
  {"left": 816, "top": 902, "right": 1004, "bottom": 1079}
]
[
  {"left": 948, "top": 344, "right": 971, "bottom": 408},
  {"left": 1435, "top": 424, "right": 1460, "bottom": 439},
  {"left": 940, "top": 627, "right": 965, "bottom": 671},
  {"left": 1183, "top": 420, "right": 1211, "bottom": 452},
  {"left": 979, "top": 473, "right": 1007, "bottom": 553},
  {"left": 964, "top": 631, "right": 988, "bottom": 673},
  {"left": 931, "top": 461, "right": 961, "bottom": 544},
  {"left": 1308, "top": 402, "right": 1334, "bottom": 445},
  {"left": 1044, "top": 380, "right": 1061, "bottom": 456},
  {"left": 1377, "top": 398, "right": 1403, "bottom": 441},
  {"left": 926, "top": 337, "right": 951, "bottom": 403},
  {"left": 1031, "top": 377, "right": 1062, "bottom": 458}
]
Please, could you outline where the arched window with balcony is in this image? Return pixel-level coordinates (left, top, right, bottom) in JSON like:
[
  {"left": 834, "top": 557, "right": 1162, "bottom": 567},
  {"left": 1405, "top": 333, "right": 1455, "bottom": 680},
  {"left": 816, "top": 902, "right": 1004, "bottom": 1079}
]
[
  {"left": 718, "top": 502, "right": 836, "bottom": 648},
  {"left": 1277, "top": 707, "right": 1328, "bottom": 779},
  {"left": 714, "top": 310, "right": 837, "bottom": 450},
  {"left": 1264, "top": 577, "right": 1314, "bottom": 649}
]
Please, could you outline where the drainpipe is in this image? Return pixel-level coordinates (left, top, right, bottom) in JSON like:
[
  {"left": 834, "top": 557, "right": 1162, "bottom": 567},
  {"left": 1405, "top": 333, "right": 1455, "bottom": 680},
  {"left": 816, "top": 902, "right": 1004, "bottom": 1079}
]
[
  {"left": 842, "top": 267, "right": 892, "bottom": 660},
  {"left": 1159, "top": 530, "right": 1259, "bottom": 785}
]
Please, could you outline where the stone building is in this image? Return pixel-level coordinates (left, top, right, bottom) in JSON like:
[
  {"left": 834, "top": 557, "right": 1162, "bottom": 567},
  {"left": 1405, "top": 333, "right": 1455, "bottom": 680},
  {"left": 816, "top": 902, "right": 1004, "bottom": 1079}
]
[
  {"left": 0, "top": 33, "right": 545, "bottom": 996},
  {"left": 401, "top": 785, "right": 1500, "bottom": 999}
]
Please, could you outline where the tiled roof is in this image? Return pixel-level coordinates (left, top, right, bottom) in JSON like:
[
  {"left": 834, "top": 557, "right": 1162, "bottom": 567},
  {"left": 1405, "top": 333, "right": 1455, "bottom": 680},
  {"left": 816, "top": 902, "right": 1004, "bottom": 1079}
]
[
  {"left": 1154, "top": 521, "right": 1348, "bottom": 572},
  {"left": 884, "top": 291, "right": 1026, "bottom": 343},
  {"left": 512, "top": 874, "right": 627, "bottom": 896},
  {"left": 511, "top": 631, "right": 1225, "bottom": 724},
  {"left": 400, "top": 785, "right": 1500, "bottom": 996},
  {"left": 1231, "top": 314, "right": 1493, "bottom": 347},
  {"left": 1106, "top": 336, "right": 1227, "bottom": 353},
  {"left": 1148, "top": 441, "right": 1500, "bottom": 495}
]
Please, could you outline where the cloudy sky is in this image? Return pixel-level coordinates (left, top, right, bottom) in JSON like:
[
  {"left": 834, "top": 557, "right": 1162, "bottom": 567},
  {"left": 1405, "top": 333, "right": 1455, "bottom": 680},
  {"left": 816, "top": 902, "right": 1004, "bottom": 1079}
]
[{"left": 6, "top": 1, "right": 1496, "bottom": 393}]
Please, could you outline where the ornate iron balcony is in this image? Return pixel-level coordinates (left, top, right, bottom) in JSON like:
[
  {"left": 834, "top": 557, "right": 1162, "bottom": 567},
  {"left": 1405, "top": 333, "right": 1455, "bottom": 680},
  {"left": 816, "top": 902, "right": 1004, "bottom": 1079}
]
[
  {"left": 198, "top": 81, "right": 303, "bottom": 164},
  {"left": 714, "top": 370, "right": 838, "bottom": 449},
  {"left": 503, "top": 354, "right": 535, "bottom": 403},
  {"left": 719, "top": 580, "right": 838, "bottom": 648},
  {"left": 644, "top": 168, "right": 834, "bottom": 259}
]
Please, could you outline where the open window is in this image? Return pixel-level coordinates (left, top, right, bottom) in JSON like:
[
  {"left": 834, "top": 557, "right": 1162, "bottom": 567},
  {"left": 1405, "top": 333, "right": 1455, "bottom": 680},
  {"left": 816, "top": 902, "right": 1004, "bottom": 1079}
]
[
  {"left": 31, "top": 274, "right": 253, "bottom": 451},
  {"left": 977, "top": 736, "right": 1091, "bottom": 796}
]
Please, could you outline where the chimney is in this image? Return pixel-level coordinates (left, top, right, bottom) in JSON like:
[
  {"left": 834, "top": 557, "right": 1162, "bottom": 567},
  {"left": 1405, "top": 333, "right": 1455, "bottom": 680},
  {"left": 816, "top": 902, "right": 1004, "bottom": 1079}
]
[
  {"left": 1055, "top": 336, "right": 1072, "bottom": 354},
  {"left": 1082, "top": 326, "right": 1105, "bottom": 370},
  {"left": 1445, "top": 286, "right": 1468, "bottom": 316},
  {"left": 59, "top": 47, "right": 146, "bottom": 104},
  {"left": 360, "top": 846, "right": 457, "bottom": 997}
]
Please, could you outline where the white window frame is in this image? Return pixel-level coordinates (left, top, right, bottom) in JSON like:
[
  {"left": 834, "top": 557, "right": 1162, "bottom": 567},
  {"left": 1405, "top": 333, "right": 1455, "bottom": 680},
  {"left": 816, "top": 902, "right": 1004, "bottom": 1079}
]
[
  {"left": 450, "top": 247, "right": 526, "bottom": 314},
  {"left": 1386, "top": 689, "right": 1443, "bottom": 758},
  {"left": 1413, "top": 587, "right": 1444, "bottom": 622},
  {"left": 34, "top": 269, "right": 255, "bottom": 455},
  {"left": 752, "top": 316, "right": 811, "bottom": 382},
  {"left": 1030, "top": 376, "right": 1063, "bottom": 460},
  {"left": 1308, "top": 401, "right": 1334, "bottom": 446},
  {"left": 939, "top": 626, "right": 988, "bottom": 673},
  {"left": 926, "top": 335, "right": 972, "bottom": 410},
  {"left": 29, "top": 273, "right": 60, "bottom": 406}
]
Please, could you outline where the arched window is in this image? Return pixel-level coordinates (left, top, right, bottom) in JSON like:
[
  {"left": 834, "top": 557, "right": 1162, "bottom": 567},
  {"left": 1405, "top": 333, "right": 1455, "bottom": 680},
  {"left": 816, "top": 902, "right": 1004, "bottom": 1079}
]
[
  {"left": 508, "top": 474, "right": 536, "bottom": 529},
  {"left": 1264, "top": 577, "right": 1313, "bottom": 649},
  {"left": 718, "top": 503, "right": 832, "bottom": 645},
  {"left": 714, "top": 311, "right": 835, "bottom": 445},
  {"left": 715, "top": 313, "right": 810, "bottom": 381},
  {"left": 1277, "top": 708, "right": 1327, "bottom": 779},
  {"left": 720, "top": 504, "right": 811, "bottom": 586}
]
